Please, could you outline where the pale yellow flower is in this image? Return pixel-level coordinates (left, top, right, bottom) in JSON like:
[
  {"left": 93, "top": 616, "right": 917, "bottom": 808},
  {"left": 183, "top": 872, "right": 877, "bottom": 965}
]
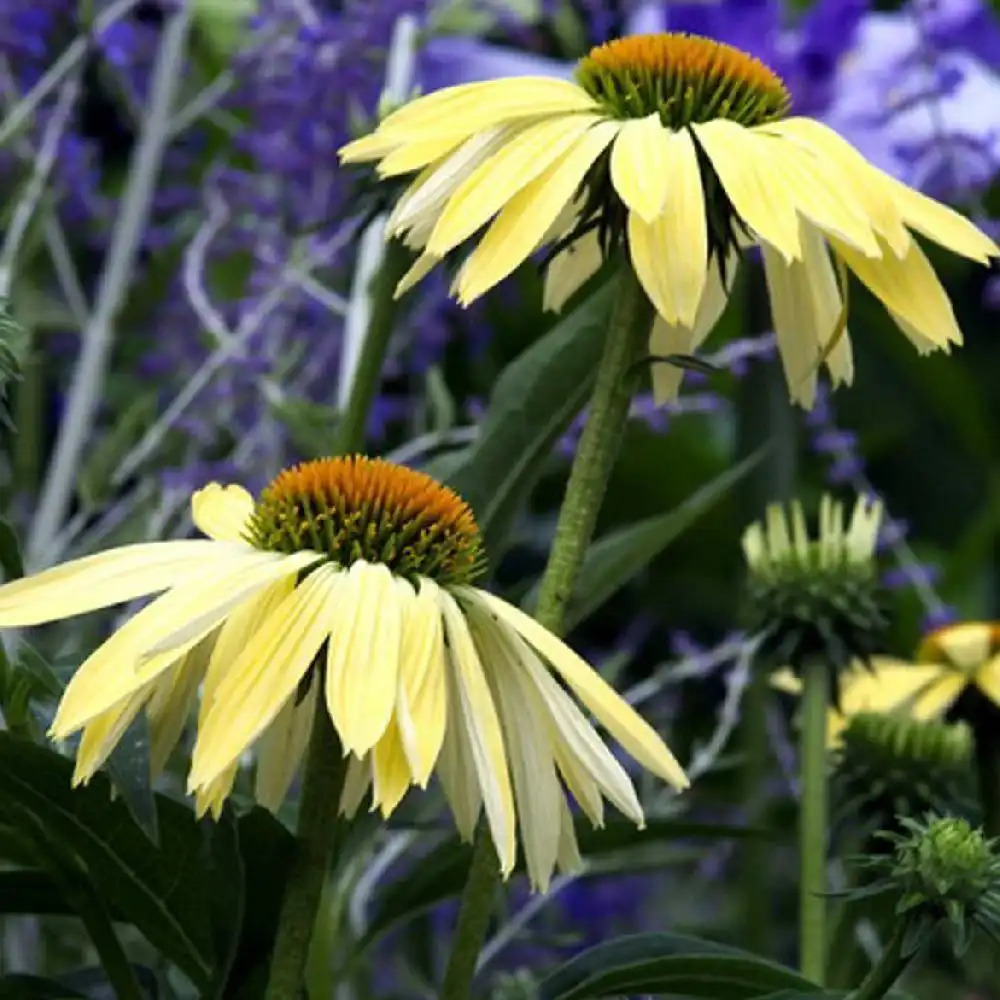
[
  {"left": 340, "top": 33, "right": 998, "bottom": 408},
  {"left": 775, "top": 623, "right": 1000, "bottom": 746},
  {"left": 0, "top": 457, "right": 687, "bottom": 890}
]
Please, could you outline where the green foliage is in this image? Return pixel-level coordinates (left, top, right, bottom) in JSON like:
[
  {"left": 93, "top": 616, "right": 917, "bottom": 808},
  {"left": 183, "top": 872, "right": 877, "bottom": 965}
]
[{"left": 539, "top": 933, "right": 818, "bottom": 1000}]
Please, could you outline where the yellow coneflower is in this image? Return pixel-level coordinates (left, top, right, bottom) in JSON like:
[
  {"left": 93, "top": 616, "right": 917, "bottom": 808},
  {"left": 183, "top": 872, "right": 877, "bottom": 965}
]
[
  {"left": 834, "top": 623, "right": 1000, "bottom": 728},
  {"left": 0, "top": 457, "right": 687, "bottom": 890},
  {"left": 340, "top": 33, "right": 998, "bottom": 408}
]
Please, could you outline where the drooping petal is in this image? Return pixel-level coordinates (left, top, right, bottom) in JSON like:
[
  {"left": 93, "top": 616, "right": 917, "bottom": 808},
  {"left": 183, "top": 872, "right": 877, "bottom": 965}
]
[
  {"left": 693, "top": 121, "right": 801, "bottom": 262},
  {"left": 395, "top": 578, "right": 447, "bottom": 786},
  {"left": 834, "top": 236, "right": 963, "bottom": 351},
  {"left": 195, "top": 765, "right": 239, "bottom": 820},
  {"left": 472, "top": 589, "right": 687, "bottom": 791},
  {"left": 254, "top": 680, "right": 318, "bottom": 813},
  {"left": 0, "top": 540, "right": 248, "bottom": 628},
  {"left": 340, "top": 755, "right": 373, "bottom": 819},
  {"left": 325, "top": 561, "right": 401, "bottom": 757},
  {"left": 648, "top": 253, "right": 736, "bottom": 405},
  {"left": 427, "top": 114, "right": 602, "bottom": 258},
  {"left": 542, "top": 228, "right": 604, "bottom": 313},
  {"left": 556, "top": 793, "right": 584, "bottom": 875},
  {"left": 372, "top": 718, "right": 413, "bottom": 817},
  {"left": 73, "top": 685, "right": 157, "bottom": 786},
  {"left": 455, "top": 121, "right": 620, "bottom": 305},
  {"left": 394, "top": 252, "right": 441, "bottom": 298},
  {"left": 627, "top": 128, "right": 707, "bottom": 326},
  {"left": 189, "top": 564, "right": 341, "bottom": 790},
  {"left": 51, "top": 553, "right": 314, "bottom": 739},
  {"left": 191, "top": 484, "right": 254, "bottom": 542},
  {"left": 910, "top": 672, "right": 967, "bottom": 719},
  {"left": 436, "top": 664, "right": 482, "bottom": 841},
  {"left": 440, "top": 590, "right": 517, "bottom": 874},
  {"left": 471, "top": 606, "right": 562, "bottom": 891},
  {"left": 147, "top": 634, "right": 214, "bottom": 776},
  {"left": 922, "top": 622, "right": 995, "bottom": 668},
  {"left": 760, "top": 118, "right": 911, "bottom": 257},
  {"left": 762, "top": 225, "right": 853, "bottom": 408},
  {"left": 386, "top": 127, "right": 512, "bottom": 239},
  {"left": 609, "top": 113, "right": 673, "bottom": 223}
]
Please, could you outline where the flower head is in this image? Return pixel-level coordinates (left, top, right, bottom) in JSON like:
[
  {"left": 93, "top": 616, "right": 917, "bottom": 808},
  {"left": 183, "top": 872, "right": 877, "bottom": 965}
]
[
  {"left": 743, "top": 494, "right": 888, "bottom": 677},
  {"left": 0, "top": 456, "right": 686, "bottom": 890},
  {"left": 340, "top": 31, "right": 999, "bottom": 409},
  {"left": 856, "top": 814, "right": 1000, "bottom": 955},
  {"left": 834, "top": 622, "right": 1000, "bottom": 728}
]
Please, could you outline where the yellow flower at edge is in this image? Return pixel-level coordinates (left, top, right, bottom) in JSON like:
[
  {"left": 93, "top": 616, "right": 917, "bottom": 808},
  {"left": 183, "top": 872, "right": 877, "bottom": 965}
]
[
  {"left": 774, "top": 623, "right": 1000, "bottom": 746},
  {"left": 0, "top": 456, "right": 687, "bottom": 891},
  {"left": 340, "top": 33, "right": 998, "bottom": 409}
]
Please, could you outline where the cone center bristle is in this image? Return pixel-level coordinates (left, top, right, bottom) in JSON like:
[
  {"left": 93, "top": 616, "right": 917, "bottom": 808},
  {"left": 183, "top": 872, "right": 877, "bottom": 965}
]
[
  {"left": 248, "top": 456, "right": 484, "bottom": 586},
  {"left": 575, "top": 33, "right": 789, "bottom": 128}
]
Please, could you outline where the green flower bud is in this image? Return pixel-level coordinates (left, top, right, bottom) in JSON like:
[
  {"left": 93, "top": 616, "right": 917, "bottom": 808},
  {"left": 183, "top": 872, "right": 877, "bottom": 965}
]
[
  {"left": 742, "top": 495, "right": 889, "bottom": 687},
  {"left": 853, "top": 814, "right": 1000, "bottom": 957},
  {"left": 834, "top": 712, "right": 976, "bottom": 837}
]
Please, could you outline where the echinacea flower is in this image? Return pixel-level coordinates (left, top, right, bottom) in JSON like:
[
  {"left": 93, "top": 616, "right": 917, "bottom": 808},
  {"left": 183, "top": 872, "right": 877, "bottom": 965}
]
[
  {"left": 834, "top": 622, "right": 1000, "bottom": 727},
  {"left": 0, "top": 456, "right": 687, "bottom": 890},
  {"left": 340, "top": 32, "right": 999, "bottom": 408}
]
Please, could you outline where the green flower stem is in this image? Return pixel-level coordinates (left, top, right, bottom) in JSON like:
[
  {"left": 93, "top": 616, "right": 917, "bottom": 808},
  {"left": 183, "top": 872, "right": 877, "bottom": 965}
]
[
  {"left": 265, "top": 245, "right": 407, "bottom": 999},
  {"left": 844, "top": 920, "right": 912, "bottom": 1000},
  {"left": 439, "top": 264, "right": 654, "bottom": 1000},
  {"left": 800, "top": 658, "right": 830, "bottom": 984},
  {"left": 332, "top": 239, "right": 410, "bottom": 456},
  {"left": 264, "top": 694, "right": 348, "bottom": 1000}
]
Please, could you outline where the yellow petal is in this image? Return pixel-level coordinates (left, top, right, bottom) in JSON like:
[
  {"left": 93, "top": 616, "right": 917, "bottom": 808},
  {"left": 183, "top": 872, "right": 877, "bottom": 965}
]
[
  {"left": 387, "top": 127, "right": 511, "bottom": 239},
  {"left": 482, "top": 623, "right": 562, "bottom": 892},
  {"left": 394, "top": 252, "right": 441, "bottom": 298},
  {"left": 760, "top": 118, "right": 911, "bottom": 257},
  {"left": 976, "top": 656, "right": 1000, "bottom": 709},
  {"left": 147, "top": 635, "right": 214, "bottom": 776},
  {"left": 51, "top": 554, "right": 310, "bottom": 738},
  {"left": 762, "top": 226, "right": 853, "bottom": 409},
  {"left": 376, "top": 78, "right": 598, "bottom": 135},
  {"left": 0, "top": 540, "right": 245, "bottom": 628},
  {"left": 372, "top": 718, "right": 413, "bottom": 817},
  {"left": 834, "top": 235, "right": 962, "bottom": 350},
  {"left": 921, "top": 622, "right": 996, "bottom": 669},
  {"left": 630, "top": 128, "right": 707, "bottom": 325},
  {"left": 879, "top": 172, "right": 999, "bottom": 263},
  {"left": 195, "top": 764, "right": 239, "bottom": 819},
  {"left": 191, "top": 484, "right": 254, "bottom": 542},
  {"left": 339, "top": 754, "right": 373, "bottom": 818},
  {"left": 73, "top": 686, "right": 155, "bottom": 786},
  {"left": 556, "top": 793, "right": 584, "bottom": 874},
  {"left": 456, "top": 121, "right": 620, "bottom": 304},
  {"left": 440, "top": 590, "right": 517, "bottom": 874},
  {"left": 648, "top": 254, "right": 735, "bottom": 405},
  {"left": 427, "top": 114, "right": 602, "bottom": 258},
  {"left": 377, "top": 131, "right": 484, "bottom": 178},
  {"left": 609, "top": 114, "right": 672, "bottom": 222},
  {"left": 474, "top": 590, "right": 688, "bottom": 790},
  {"left": 325, "top": 561, "right": 400, "bottom": 756},
  {"left": 395, "top": 578, "right": 447, "bottom": 786},
  {"left": 542, "top": 228, "right": 604, "bottom": 313},
  {"left": 693, "top": 121, "right": 801, "bottom": 262},
  {"left": 254, "top": 680, "right": 317, "bottom": 813},
  {"left": 436, "top": 665, "right": 483, "bottom": 841},
  {"left": 200, "top": 577, "right": 296, "bottom": 722},
  {"left": 189, "top": 564, "right": 340, "bottom": 790},
  {"left": 838, "top": 661, "right": 949, "bottom": 718},
  {"left": 910, "top": 672, "right": 967, "bottom": 718}
]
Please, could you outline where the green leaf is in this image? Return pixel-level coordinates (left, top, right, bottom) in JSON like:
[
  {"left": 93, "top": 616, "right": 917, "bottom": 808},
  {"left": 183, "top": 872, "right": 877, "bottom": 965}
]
[
  {"left": 0, "top": 869, "right": 74, "bottom": 915},
  {"left": 77, "top": 395, "right": 158, "bottom": 508},
  {"left": 0, "top": 975, "right": 89, "bottom": 999},
  {"left": 104, "top": 714, "right": 159, "bottom": 846},
  {"left": 192, "top": 0, "right": 257, "bottom": 58},
  {"left": 0, "top": 733, "right": 225, "bottom": 987},
  {"left": 0, "top": 516, "right": 23, "bottom": 581},
  {"left": 268, "top": 398, "right": 340, "bottom": 459},
  {"left": 446, "top": 280, "right": 615, "bottom": 556},
  {"left": 539, "top": 933, "right": 818, "bottom": 1000},
  {"left": 525, "top": 449, "right": 766, "bottom": 630}
]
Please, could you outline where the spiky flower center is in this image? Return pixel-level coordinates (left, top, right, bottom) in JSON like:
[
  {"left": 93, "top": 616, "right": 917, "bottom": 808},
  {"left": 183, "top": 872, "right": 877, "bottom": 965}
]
[
  {"left": 247, "top": 456, "right": 484, "bottom": 586},
  {"left": 575, "top": 33, "right": 790, "bottom": 128}
]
